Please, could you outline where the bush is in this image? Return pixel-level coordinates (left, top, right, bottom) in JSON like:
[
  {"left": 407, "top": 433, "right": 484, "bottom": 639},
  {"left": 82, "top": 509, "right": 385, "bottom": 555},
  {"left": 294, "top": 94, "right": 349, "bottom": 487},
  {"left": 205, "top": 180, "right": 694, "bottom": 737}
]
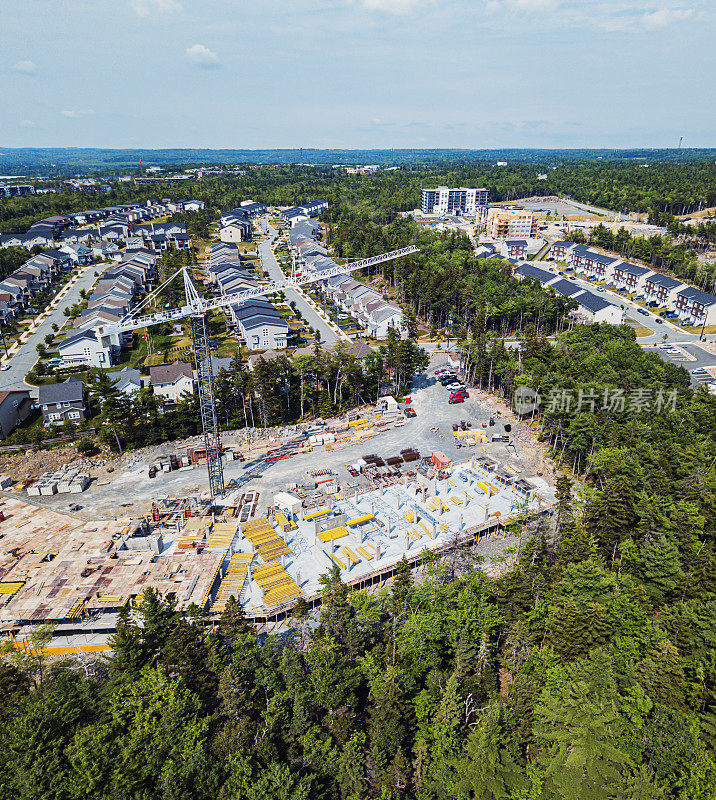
[{"left": 75, "top": 437, "right": 98, "bottom": 456}]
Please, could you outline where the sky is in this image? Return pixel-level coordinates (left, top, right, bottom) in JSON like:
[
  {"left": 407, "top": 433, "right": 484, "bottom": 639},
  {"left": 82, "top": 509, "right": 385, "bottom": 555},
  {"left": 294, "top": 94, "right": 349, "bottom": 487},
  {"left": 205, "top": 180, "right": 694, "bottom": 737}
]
[{"left": 1, "top": 0, "right": 714, "bottom": 150}]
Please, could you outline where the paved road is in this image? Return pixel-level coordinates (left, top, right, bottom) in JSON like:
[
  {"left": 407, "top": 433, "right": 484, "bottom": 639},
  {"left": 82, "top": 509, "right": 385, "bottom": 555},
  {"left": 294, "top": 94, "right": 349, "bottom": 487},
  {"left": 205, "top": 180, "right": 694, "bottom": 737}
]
[
  {"left": 258, "top": 222, "right": 339, "bottom": 345},
  {"left": 0, "top": 265, "right": 107, "bottom": 396}
]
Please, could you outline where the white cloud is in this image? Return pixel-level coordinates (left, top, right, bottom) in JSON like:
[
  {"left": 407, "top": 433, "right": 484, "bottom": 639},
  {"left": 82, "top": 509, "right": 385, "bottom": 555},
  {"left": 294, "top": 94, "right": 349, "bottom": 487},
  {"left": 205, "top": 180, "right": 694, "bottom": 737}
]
[
  {"left": 186, "top": 44, "right": 221, "bottom": 68},
  {"left": 130, "top": 0, "right": 181, "bottom": 16},
  {"left": 642, "top": 7, "right": 694, "bottom": 28},
  {"left": 12, "top": 60, "right": 37, "bottom": 75},
  {"left": 360, "top": 0, "right": 426, "bottom": 12},
  {"left": 61, "top": 109, "right": 96, "bottom": 118},
  {"left": 506, "top": 0, "right": 559, "bottom": 10},
  {"left": 20, "top": 120, "right": 36, "bottom": 128}
]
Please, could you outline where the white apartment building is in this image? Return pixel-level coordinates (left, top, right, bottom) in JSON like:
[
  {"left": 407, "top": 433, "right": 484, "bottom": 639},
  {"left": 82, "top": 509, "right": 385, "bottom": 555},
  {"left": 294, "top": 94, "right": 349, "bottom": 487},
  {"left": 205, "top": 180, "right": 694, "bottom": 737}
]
[{"left": 421, "top": 187, "right": 489, "bottom": 216}]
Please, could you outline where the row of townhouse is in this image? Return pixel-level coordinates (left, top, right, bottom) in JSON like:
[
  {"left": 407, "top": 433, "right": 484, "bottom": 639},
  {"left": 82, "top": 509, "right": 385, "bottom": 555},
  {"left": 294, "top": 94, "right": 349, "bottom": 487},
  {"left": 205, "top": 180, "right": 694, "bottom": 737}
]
[
  {"left": 515, "top": 263, "right": 625, "bottom": 326},
  {"left": 288, "top": 223, "right": 404, "bottom": 339},
  {"left": 203, "top": 240, "right": 289, "bottom": 352},
  {"left": 228, "top": 298, "right": 288, "bottom": 351},
  {"left": 219, "top": 201, "right": 270, "bottom": 244},
  {"left": 0, "top": 198, "right": 203, "bottom": 250},
  {"left": 553, "top": 242, "right": 716, "bottom": 326},
  {"left": 0, "top": 249, "right": 73, "bottom": 322},
  {"left": 56, "top": 248, "right": 160, "bottom": 369},
  {"left": 219, "top": 207, "right": 254, "bottom": 243},
  {"left": 281, "top": 199, "right": 328, "bottom": 227},
  {"left": 205, "top": 243, "right": 259, "bottom": 296}
]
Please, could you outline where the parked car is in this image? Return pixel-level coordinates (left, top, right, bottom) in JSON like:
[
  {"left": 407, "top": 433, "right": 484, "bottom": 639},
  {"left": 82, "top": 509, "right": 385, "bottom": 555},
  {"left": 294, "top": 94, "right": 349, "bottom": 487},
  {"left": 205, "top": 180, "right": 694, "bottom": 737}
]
[
  {"left": 0, "top": 364, "right": 9, "bottom": 371},
  {"left": 691, "top": 368, "right": 708, "bottom": 375},
  {"left": 637, "top": 308, "right": 650, "bottom": 316},
  {"left": 449, "top": 397, "right": 465, "bottom": 404},
  {"left": 450, "top": 392, "right": 469, "bottom": 400},
  {"left": 404, "top": 407, "right": 417, "bottom": 417}
]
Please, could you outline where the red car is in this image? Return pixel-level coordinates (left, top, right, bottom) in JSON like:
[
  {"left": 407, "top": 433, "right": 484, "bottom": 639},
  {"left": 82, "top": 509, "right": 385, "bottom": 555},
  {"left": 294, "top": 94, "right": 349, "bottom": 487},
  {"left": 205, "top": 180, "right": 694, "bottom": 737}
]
[
  {"left": 449, "top": 397, "right": 465, "bottom": 404},
  {"left": 450, "top": 391, "right": 469, "bottom": 400}
]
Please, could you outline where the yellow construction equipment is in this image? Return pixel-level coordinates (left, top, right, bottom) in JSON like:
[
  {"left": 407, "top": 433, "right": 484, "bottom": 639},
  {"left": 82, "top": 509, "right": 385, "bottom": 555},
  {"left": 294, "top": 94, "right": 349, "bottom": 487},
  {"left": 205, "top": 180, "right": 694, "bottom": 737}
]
[{"left": 303, "top": 507, "right": 332, "bottom": 521}]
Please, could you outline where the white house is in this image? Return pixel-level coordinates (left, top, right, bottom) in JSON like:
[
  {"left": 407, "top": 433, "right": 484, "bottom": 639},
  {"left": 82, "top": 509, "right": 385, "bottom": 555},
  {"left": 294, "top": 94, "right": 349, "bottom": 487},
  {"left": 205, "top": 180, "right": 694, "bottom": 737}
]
[
  {"left": 56, "top": 329, "right": 118, "bottom": 368},
  {"left": 149, "top": 361, "right": 195, "bottom": 404},
  {"left": 572, "top": 291, "right": 624, "bottom": 325}
]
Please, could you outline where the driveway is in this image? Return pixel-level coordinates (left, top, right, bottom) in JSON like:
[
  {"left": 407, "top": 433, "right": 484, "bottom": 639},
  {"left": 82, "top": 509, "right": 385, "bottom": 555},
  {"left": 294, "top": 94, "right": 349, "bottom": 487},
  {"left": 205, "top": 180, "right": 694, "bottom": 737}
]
[
  {"left": 258, "top": 222, "right": 341, "bottom": 346},
  {"left": 0, "top": 265, "right": 107, "bottom": 396}
]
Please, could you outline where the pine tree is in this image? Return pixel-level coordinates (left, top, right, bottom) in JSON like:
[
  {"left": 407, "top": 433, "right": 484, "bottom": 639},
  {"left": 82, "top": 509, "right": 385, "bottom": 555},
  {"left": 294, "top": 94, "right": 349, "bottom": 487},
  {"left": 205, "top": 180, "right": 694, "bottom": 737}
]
[
  {"left": 637, "top": 641, "right": 687, "bottom": 710},
  {"left": 107, "top": 604, "right": 147, "bottom": 678},
  {"left": 337, "top": 731, "right": 367, "bottom": 799},
  {"left": 368, "top": 667, "right": 412, "bottom": 781},
  {"left": 638, "top": 536, "right": 684, "bottom": 605},
  {"left": 457, "top": 704, "right": 526, "bottom": 800},
  {"left": 583, "top": 475, "right": 640, "bottom": 557},
  {"left": 220, "top": 594, "right": 252, "bottom": 648},
  {"left": 318, "top": 566, "right": 361, "bottom": 656}
]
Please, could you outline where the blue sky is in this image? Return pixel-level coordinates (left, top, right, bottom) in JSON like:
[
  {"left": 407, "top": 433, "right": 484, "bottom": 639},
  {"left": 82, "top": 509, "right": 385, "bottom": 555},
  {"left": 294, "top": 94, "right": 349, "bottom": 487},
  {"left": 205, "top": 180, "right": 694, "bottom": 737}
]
[{"left": 2, "top": 0, "right": 714, "bottom": 149}]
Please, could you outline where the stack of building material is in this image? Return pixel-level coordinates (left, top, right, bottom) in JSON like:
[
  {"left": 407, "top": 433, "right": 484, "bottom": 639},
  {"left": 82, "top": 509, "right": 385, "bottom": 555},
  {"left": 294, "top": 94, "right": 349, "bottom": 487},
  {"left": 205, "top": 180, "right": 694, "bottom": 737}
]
[
  {"left": 317, "top": 525, "right": 349, "bottom": 544},
  {"left": 212, "top": 552, "right": 252, "bottom": 613},
  {"left": 176, "top": 517, "right": 210, "bottom": 550},
  {"left": 242, "top": 518, "right": 292, "bottom": 560},
  {"left": 68, "top": 474, "right": 90, "bottom": 493},
  {"left": 252, "top": 561, "right": 302, "bottom": 608},
  {"left": 206, "top": 521, "right": 239, "bottom": 551}
]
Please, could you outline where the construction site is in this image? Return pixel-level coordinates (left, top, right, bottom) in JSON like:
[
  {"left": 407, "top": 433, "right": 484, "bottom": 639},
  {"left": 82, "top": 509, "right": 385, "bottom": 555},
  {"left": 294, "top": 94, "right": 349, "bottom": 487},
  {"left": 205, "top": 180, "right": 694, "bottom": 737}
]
[{"left": 0, "top": 357, "right": 556, "bottom": 647}]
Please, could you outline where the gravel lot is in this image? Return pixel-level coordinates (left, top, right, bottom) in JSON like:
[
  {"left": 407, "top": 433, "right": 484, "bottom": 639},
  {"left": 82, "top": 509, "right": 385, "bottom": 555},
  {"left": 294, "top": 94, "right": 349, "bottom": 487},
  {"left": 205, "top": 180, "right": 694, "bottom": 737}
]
[{"left": 8, "top": 353, "right": 555, "bottom": 519}]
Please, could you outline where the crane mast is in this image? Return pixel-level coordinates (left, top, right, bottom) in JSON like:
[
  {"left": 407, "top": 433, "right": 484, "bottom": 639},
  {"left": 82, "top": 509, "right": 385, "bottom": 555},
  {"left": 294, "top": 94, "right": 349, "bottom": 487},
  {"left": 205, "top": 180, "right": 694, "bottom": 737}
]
[{"left": 99, "top": 244, "right": 419, "bottom": 505}]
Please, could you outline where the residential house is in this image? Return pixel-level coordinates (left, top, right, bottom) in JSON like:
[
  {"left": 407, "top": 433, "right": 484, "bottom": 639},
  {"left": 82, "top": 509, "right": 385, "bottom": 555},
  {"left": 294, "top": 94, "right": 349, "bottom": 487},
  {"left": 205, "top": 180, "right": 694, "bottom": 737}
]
[
  {"left": 514, "top": 263, "right": 557, "bottom": 285},
  {"left": 38, "top": 378, "right": 89, "bottom": 425},
  {"left": 550, "top": 241, "right": 574, "bottom": 261},
  {"left": 112, "top": 367, "right": 143, "bottom": 394},
  {"left": 231, "top": 299, "right": 289, "bottom": 351},
  {"left": 220, "top": 220, "right": 252, "bottom": 243},
  {"left": 92, "top": 240, "right": 122, "bottom": 261},
  {"left": 643, "top": 273, "right": 685, "bottom": 307},
  {"left": 571, "top": 292, "right": 624, "bottom": 325},
  {"left": 674, "top": 287, "right": 716, "bottom": 326},
  {"left": 0, "top": 390, "right": 33, "bottom": 439},
  {"left": 149, "top": 361, "right": 195, "bottom": 404},
  {"left": 60, "top": 242, "right": 94, "bottom": 265},
  {"left": 611, "top": 262, "right": 653, "bottom": 293},
  {"left": 499, "top": 240, "right": 528, "bottom": 260},
  {"left": 56, "top": 329, "right": 119, "bottom": 368}
]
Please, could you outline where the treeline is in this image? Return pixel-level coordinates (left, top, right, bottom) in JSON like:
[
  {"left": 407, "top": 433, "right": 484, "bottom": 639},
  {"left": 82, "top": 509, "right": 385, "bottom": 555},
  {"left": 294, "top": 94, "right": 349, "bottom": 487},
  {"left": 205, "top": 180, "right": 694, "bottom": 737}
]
[
  {"left": 567, "top": 224, "right": 714, "bottom": 289},
  {"left": 3, "top": 156, "right": 716, "bottom": 235},
  {"left": 329, "top": 212, "right": 575, "bottom": 335},
  {"left": 79, "top": 338, "right": 426, "bottom": 451}
]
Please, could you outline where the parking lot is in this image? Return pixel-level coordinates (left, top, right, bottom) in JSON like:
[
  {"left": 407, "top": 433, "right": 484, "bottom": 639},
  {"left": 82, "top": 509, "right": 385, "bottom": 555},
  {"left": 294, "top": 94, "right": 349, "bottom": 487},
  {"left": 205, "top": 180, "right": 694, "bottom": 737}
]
[{"left": 649, "top": 342, "right": 716, "bottom": 388}]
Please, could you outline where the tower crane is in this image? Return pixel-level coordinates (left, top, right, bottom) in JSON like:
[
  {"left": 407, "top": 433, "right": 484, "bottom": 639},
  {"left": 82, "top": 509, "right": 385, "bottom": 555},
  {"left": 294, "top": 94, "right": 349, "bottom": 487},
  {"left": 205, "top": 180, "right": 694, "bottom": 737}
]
[{"left": 97, "top": 244, "right": 419, "bottom": 504}]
